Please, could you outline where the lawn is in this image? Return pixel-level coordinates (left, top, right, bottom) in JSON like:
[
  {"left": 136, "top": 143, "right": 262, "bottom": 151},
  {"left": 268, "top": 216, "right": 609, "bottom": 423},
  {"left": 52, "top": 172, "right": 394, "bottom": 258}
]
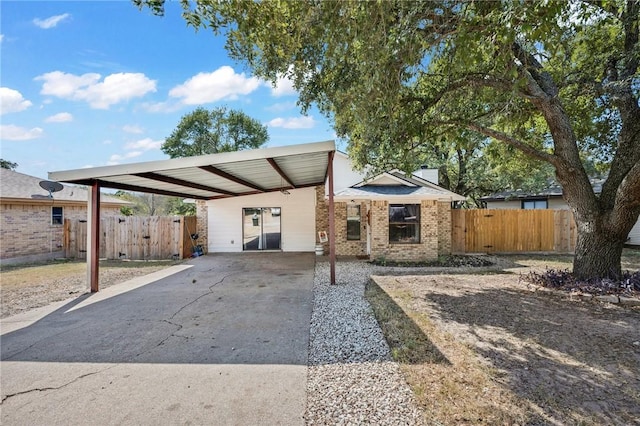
[
  {"left": 367, "top": 250, "right": 640, "bottom": 425},
  {"left": 0, "top": 259, "right": 181, "bottom": 318}
]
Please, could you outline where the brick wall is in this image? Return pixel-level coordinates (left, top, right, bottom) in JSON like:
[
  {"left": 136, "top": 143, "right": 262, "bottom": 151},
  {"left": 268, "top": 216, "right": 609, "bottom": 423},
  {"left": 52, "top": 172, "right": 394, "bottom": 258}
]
[
  {"left": 314, "top": 190, "right": 454, "bottom": 261},
  {"left": 0, "top": 202, "right": 121, "bottom": 260},
  {"left": 437, "top": 201, "right": 452, "bottom": 255},
  {"left": 334, "top": 201, "right": 367, "bottom": 257},
  {"left": 195, "top": 200, "right": 208, "bottom": 253},
  {"left": 315, "top": 185, "right": 329, "bottom": 252},
  {"left": 369, "top": 200, "right": 445, "bottom": 262}
]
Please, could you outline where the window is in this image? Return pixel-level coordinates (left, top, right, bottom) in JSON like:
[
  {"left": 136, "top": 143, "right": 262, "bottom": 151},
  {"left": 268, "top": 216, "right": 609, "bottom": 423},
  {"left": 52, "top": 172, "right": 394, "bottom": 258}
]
[
  {"left": 51, "top": 206, "right": 63, "bottom": 225},
  {"left": 346, "top": 204, "right": 361, "bottom": 240},
  {"left": 389, "top": 204, "right": 420, "bottom": 243},
  {"left": 522, "top": 200, "right": 548, "bottom": 209}
]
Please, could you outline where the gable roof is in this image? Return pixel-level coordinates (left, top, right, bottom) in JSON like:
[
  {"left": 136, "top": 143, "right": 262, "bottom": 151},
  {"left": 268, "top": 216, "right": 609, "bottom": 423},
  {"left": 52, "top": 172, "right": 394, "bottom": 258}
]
[
  {"left": 335, "top": 170, "right": 465, "bottom": 201},
  {"left": 0, "top": 168, "right": 128, "bottom": 205}
]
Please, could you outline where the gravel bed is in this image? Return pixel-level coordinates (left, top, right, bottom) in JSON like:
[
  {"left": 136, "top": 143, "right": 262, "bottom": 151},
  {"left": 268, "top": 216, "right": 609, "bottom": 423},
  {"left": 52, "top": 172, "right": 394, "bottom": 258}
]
[{"left": 305, "top": 261, "right": 424, "bottom": 425}]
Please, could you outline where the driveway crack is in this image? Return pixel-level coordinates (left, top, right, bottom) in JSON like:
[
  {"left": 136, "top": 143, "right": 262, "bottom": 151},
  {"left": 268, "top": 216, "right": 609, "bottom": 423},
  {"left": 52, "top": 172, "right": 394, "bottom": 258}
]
[
  {"left": 168, "top": 272, "right": 236, "bottom": 321},
  {"left": 1, "top": 365, "right": 116, "bottom": 405}
]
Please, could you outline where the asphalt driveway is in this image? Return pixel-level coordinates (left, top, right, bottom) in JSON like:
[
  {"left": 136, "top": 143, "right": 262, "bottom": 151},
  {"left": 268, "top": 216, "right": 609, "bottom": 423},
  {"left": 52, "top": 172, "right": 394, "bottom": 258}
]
[{"left": 1, "top": 253, "right": 315, "bottom": 425}]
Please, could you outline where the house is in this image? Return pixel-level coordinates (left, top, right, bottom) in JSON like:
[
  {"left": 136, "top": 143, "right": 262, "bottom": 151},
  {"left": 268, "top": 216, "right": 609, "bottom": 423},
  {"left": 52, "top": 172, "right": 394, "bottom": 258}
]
[
  {"left": 0, "top": 168, "right": 129, "bottom": 264},
  {"left": 480, "top": 181, "right": 640, "bottom": 246},
  {"left": 204, "top": 151, "right": 464, "bottom": 261},
  {"left": 48, "top": 141, "right": 465, "bottom": 288}
]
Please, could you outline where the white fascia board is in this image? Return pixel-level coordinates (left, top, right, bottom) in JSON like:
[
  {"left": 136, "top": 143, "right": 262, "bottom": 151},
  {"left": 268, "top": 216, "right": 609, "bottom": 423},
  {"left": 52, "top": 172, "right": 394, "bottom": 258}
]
[
  {"left": 49, "top": 140, "right": 336, "bottom": 182},
  {"left": 333, "top": 194, "right": 465, "bottom": 202}
]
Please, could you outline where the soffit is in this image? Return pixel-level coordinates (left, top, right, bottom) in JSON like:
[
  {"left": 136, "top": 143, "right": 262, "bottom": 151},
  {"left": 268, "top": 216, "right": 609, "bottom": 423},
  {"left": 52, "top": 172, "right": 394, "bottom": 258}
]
[{"left": 49, "top": 141, "right": 336, "bottom": 200}]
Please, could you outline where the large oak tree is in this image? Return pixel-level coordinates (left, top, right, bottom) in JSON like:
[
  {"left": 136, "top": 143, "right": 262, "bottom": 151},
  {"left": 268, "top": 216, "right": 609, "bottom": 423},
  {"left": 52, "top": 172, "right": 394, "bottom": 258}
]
[{"left": 137, "top": 0, "right": 639, "bottom": 279}]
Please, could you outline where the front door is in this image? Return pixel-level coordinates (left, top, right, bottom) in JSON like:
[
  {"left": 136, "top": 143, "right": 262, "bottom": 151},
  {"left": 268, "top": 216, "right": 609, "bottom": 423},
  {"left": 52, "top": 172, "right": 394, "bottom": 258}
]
[{"left": 242, "top": 207, "right": 281, "bottom": 251}]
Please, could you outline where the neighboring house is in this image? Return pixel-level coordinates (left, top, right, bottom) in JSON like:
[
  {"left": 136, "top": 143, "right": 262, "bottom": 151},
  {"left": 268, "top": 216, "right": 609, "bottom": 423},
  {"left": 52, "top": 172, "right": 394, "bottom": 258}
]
[
  {"left": 206, "top": 151, "right": 465, "bottom": 261},
  {"left": 0, "top": 168, "right": 129, "bottom": 264},
  {"left": 480, "top": 180, "right": 640, "bottom": 246}
]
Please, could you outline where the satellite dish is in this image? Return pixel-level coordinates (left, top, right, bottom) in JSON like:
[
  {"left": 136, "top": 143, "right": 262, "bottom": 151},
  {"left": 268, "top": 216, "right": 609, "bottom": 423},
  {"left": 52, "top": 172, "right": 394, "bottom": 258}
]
[{"left": 39, "top": 180, "right": 64, "bottom": 199}]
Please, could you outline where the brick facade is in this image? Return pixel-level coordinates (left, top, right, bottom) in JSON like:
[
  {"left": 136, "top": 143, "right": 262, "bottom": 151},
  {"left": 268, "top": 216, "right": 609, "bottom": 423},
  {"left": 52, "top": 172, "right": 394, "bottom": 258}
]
[
  {"left": 334, "top": 201, "right": 368, "bottom": 257},
  {"left": 315, "top": 185, "right": 329, "bottom": 253},
  {"left": 437, "top": 201, "right": 452, "bottom": 255},
  {"left": 195, "top": 200, "right": 208, "bottom": 253},
  {"left": 315, "top": 192, "right": 454, "bottom": 261},
  {"left": 0, "top": 202, "right": 121, "bottom": 260}
]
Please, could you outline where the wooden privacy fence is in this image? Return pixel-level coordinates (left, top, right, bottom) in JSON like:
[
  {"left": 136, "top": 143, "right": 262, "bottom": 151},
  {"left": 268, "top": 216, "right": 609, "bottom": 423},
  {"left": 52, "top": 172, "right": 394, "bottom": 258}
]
[
  {"left": 451, "top": 209, "right": 576, "bottom": 253},
  {"left": 64, "top": 216, "right": 199, "bottom": 260}
]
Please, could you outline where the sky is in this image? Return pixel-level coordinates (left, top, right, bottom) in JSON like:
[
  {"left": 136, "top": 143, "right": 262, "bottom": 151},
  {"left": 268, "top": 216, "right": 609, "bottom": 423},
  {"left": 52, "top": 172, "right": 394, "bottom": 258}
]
[{"left": 0, "top": 1, "right": 337, "bottom": 179}]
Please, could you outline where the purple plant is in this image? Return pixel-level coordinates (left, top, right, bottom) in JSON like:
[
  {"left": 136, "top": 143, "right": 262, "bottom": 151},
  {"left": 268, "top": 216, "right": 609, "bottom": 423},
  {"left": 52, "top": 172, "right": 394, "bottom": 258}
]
[{"left": 524, "top": 269, "right": 640, "bottom": 296}]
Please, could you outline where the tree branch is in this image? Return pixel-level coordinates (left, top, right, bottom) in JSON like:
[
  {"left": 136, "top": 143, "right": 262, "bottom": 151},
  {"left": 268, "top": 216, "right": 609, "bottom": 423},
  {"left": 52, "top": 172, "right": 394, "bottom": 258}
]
[{"left": 460, "top": 121, "right": 559, "bottom": 166}]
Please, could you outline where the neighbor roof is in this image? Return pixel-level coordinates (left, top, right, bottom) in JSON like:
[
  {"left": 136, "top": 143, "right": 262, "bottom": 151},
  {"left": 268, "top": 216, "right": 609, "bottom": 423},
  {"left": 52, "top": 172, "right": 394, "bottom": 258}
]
[
  {"left": 479, "top": 178, "right": 606, "bottom": 202},
  {"left": 335, "top": 170, "right": 466, "bottom": 201},
  {"left": 0, "top": 168, "right": 128, "bottom": 205},
  {"left": 49, "top": 141, "right": 336, "bottom": 200}
]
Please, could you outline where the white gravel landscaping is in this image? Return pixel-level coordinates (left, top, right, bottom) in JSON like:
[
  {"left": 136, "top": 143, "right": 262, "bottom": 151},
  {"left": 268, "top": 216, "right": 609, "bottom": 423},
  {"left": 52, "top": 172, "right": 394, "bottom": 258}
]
[{"left": 305, "top": 260, "right": 424, "bottom": 425}]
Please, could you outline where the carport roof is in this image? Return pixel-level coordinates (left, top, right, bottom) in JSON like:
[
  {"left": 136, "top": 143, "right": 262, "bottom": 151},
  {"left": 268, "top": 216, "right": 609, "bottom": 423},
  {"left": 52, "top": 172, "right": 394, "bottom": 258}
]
[{"left": 49, "top": 140, "right": 336, "bottom": 200}]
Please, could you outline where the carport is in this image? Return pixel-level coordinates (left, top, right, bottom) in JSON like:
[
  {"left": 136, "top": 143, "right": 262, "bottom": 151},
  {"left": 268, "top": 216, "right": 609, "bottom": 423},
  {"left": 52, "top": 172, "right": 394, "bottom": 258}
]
[{"left": 49, "top": 141, "right": 338, "bottom": 291}]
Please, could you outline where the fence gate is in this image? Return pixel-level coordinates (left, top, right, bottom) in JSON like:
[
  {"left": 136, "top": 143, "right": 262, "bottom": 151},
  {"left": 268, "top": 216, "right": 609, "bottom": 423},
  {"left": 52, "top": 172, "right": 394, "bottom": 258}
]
[
  {"left": 451, "top": 209, "right": 576, "bottom": 253},
  {"left": 65, "top": 216, "right": 198, "bottom": 260}
]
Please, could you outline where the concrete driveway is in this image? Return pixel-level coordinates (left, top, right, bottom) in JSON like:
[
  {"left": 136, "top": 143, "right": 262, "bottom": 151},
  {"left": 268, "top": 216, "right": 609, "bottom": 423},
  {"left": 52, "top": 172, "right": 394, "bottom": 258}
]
[{"left": 1, "top": 253, "right": 315, "bottom": 425}]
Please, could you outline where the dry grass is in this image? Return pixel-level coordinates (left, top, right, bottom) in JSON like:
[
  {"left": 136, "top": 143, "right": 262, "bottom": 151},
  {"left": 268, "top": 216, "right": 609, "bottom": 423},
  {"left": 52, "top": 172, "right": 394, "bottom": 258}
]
[
  {"left": 503, "top": 248, "right": 640, "bottom": 272},
  {"left": 366, "top": 251, "right": 640, "bottom": 425},
  {"left": 366, "top": 280, "right": 531, "bottom": 425},
  {"left": 0, "top": 259, "right": 180, "bottom": 318}
]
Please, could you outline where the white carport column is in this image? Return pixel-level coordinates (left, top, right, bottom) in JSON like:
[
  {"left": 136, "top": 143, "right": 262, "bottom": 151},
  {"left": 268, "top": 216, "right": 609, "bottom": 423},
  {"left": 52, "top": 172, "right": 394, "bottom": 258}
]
[
  {"left": 328, "top": 151, "right": 336, "bottom": 285},
  {"left": 86, "top": 180, "right": 100, "bottom": 292}
]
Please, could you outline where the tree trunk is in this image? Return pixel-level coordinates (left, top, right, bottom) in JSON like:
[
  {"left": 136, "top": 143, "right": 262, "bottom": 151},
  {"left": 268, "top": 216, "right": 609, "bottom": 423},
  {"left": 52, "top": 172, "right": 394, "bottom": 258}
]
[
  {"left": 572, "top": 208, "right": 638, "bottom": 279},
  {"left": 573, "top": 223, "right": 624, "bottom": 279}
]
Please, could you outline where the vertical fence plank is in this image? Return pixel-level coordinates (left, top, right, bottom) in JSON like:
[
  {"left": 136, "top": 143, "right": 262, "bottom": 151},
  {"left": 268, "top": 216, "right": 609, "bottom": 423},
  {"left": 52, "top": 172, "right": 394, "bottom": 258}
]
[{"left": 451, "top": 210, "right": 465, "bottom": 253}]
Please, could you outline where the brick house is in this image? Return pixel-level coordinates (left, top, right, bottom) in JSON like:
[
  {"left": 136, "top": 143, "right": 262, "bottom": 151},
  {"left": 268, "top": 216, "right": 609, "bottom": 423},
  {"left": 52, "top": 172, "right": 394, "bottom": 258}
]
[
  {"left": 0, "top": 168, "right": 128, "bottom": 264},
  {"left": 204, "top": 151, "right": 464, "bottom": 262},
  {"left": 50, "top": 142, "right": 465, "bottom": 271}
]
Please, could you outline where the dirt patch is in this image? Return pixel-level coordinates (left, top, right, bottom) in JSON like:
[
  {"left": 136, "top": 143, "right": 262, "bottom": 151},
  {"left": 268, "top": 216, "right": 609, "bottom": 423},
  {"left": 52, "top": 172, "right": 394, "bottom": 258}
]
[
  {"left": 1, "top": 259, "right": 181, "bottom": 318},
  {"left": 370, "top": 271, "right": 640, "bottom": 425}
]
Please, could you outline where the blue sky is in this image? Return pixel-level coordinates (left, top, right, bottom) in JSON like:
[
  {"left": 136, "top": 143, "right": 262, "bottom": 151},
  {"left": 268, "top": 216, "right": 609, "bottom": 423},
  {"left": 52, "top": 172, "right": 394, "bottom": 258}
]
[{"left": 0, "top": 1, "right": 337, "bottom": 179}]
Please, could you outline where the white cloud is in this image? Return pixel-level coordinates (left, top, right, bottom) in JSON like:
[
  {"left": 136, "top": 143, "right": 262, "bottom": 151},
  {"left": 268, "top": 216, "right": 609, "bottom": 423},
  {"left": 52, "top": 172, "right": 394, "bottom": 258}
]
[
  {"left": 33, "top": 13, "right": 71, "bottom": 29},
  {"left": 140, "top": 101, "right": 181, "bottom": 113},
  {"left": 123, "top": 124, "right": 144, "bottom": 134},
  {"left": 169, "top": 66, "right": 261, "bottom": 105},
  {"left": 267, "top": 116, "right": 315, "bottom": 129},
  {"left": 270, "top": 74, "right": 297, "bottom": 97},
  {"left": 45, "top": 112, "right": 73, "bottom": 123},
  {"left": 35, "top": 71, "right": 156, "bottom": 109},
  {"left": 0, "top": 34, "right": 4, "bottom": 43},
  {"left": 265, "top": 101, "right": 297, "bottom": 112},
  {"left": 0, "top": 124, "right": 44, "bottom": 140},
  {"left": 0, "top": 87, "right": 33, "bottom": 114},
  {"left": 107, "top": 151, "right": 143, "bottom": 165},
  {"left": 124, "top": 138, "right": 163, "bottom": 151}
]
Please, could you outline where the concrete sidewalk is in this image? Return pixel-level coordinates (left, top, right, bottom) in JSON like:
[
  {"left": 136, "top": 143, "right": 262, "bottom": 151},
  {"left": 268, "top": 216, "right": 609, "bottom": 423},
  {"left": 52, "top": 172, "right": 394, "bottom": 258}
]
[{"left": 1, "top": 253, "right": 315, "bottom": 425}]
